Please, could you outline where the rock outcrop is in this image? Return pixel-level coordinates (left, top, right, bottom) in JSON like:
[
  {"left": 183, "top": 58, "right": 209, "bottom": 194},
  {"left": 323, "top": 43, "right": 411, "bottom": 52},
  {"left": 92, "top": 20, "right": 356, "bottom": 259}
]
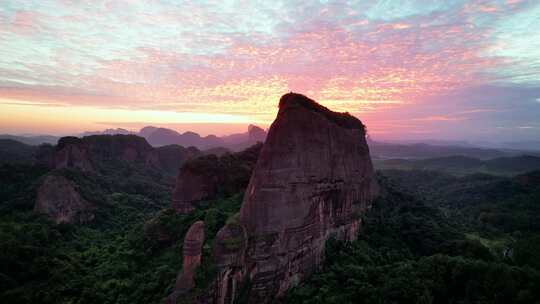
[
  {"left": 168, "top": 221, "right": 205, "bottom": 302},
  {"left": 247, "top": 125, "right": 266, "bottom": 143},
  {"left": 171, "top": 159, "right": 219, "bottom": 214},
  {"left": 209, "top": 93, "right": 378, "bottom": 302},
  {"left": 38, "top": 134, "right": 201, "bottom": 174},
  {"left": 34, "top": 175, "right": 94, "bottom": 224},
  {"left": 221, "top": 125, "right": 267, "bottom": 151},
  {"left": 172, "top": 143, "right": 262, "bottom": 214},
  {"left": 51, "top": 137, "right": 94, "bottom": 171},
  {"left": 147, "top": 145, "right": 202, "bottom": 175}
]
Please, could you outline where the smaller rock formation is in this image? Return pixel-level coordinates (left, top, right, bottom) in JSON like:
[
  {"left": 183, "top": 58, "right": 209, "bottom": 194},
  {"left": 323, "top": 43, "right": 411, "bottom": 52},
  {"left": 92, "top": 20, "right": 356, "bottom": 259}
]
[
  {"left": 515, "top": 170, "right": 540, "bottom": 187},
  {"left": 34, "top": 175, "right": 94, "bottom": 224},
  {"left": 53, "top": 137, "right": 94, "bottom": 171},
  {"left": 168, "top": 221, "right": 205, "bottom": 303},
  {"left": 46, "top": 135, "right": 154, "bottom": 172},
  {"left": 247, "top": 125, "right": 266, "bottom": 143},
  {"left": 171, "top": 143, "right": 262, "bottom": 214},
  {"left": 38, "top": 134, "right": 201, "bottom": 175},
  {"left": 172, "top": 157, "right": 219, "bottom": 214},
  {"left": 146, "top": 145, "right": 202, "bottom": 175}
]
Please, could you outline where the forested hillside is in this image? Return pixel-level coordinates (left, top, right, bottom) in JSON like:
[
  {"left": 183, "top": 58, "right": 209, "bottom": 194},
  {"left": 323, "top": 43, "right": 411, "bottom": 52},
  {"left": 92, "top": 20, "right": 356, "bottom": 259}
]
[{"left": 2, "top": 152, "right": 540, "bottom": 303}]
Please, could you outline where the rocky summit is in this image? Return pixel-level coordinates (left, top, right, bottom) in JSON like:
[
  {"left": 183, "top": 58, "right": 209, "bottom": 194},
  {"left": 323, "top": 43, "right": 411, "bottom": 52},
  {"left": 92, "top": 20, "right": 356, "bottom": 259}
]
[
  {"left": 214, "top": 93, "right": 378, "bottom": 302},
  {"left": 38, "top": 134, "right": 201, "bottom": 174},
  {"left": 174, "top": 93, "right": 379, "bottom": 303}
]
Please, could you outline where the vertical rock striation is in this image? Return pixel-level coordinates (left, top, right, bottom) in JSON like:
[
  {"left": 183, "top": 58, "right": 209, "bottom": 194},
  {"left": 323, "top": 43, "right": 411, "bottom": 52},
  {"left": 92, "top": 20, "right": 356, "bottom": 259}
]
[
  {"left": 209, "top": 93, "right": 379, "bottom": 302},
  {"left": 168, "top": 221, "right": 206, "bottom": 303},
  {"left": 177, "top": 221, "right": 206, "bottom": 291}
]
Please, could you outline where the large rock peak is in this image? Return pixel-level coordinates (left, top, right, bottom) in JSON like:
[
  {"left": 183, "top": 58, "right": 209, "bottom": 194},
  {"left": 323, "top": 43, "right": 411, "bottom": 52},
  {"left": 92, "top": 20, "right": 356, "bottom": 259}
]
[
  {"left": 240, "top": 92, "right": 375, "bottom": 234},
  {"left": 210, "top": 93, "right": 378, "bottom": 302}
]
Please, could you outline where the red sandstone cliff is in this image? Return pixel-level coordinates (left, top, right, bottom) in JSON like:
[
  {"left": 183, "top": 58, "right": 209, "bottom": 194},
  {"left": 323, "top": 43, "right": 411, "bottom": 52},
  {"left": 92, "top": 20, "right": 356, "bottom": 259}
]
[
  {"left": 167, "top": 221, "right": 205, "bottom": 303},
  {"left": 210, "top": 93, "right": 379, "bottom": 302},
  {"left": 40, "top": 135, "right": 201, "bottom": 174},
  {"left": 34, "top": 175, "right": 94, "bottom": 224},
  {"left": 171, "top": 143, "right": 262, "bottom": 214}
]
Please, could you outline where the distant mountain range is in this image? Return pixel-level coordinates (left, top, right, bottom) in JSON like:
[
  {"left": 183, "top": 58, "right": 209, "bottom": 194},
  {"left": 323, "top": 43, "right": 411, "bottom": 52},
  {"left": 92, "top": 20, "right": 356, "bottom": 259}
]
[
  {"left": 79, "top": 128, "right": 134, "bottom": 137},
  {"left": 378, "top": 138, "right": 540, "bottom": 151},
  {"left": 2, "top": 126, "right": 538, "bottom": 160},
  {"left": 0, "top": 124, "right": 267, "bottom": 151},
  {"left": 0, "top": 134, "right": 59, "bottom": 146},
  {"left": 367, "top": 138, "right": 540, "bottom": 160},
  {"left": 0, "top": 139, "right": 37, "bottom": 165},
  {"left": 375, "top": 155, "right": 540, "bottom": 176}
]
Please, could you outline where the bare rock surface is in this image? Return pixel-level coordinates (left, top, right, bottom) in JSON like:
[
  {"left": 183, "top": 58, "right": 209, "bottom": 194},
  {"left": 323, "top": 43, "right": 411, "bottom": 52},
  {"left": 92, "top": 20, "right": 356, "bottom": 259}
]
[
  {"left": 39, "top": 134, "right": 201, "bottom": 174},
  {"left": 167, "top": 221, "right": 205, "bottom": 303},
  {"left": 34, "top": 174, "right": 94, "bottom": 224},
  {"left": 209, "top": 93, "right": 379, "bottom": 303},
  {"left": 171, "top": 143, "right": 262, "bottom": 214}
]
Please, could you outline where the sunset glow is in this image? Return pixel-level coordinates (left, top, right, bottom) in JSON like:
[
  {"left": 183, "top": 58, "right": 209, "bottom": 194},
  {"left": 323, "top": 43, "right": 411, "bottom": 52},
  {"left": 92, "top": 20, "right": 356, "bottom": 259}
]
[{"left": 1, "top": 0, "right": 539, "bottom": 140}]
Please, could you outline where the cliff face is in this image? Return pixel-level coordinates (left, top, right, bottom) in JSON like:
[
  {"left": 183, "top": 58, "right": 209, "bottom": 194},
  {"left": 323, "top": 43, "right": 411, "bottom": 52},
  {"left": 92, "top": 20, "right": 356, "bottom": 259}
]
[
  {"left": 171, "top": 161, "right": 219, "bottom": 214},
  {"left": 177, "top": 221, "right": 205, "bottom": 291},
  {"left": 171, "top": 143, "right": 262, "bottom": 214},
  {"left": 167, "top": 221, "right": 206, "bottom": 303},
  {"left": 34, "top": 175, "right": 94, "bottom": 224},
  {"left": 41, "top": 135, "right": 200, "bottom": 174},
  {"left": 211, "top": 93, "right": 378, "bottom": 302},
  {"left": 47, "top": 135, "right": 152, "bottom": 171}
]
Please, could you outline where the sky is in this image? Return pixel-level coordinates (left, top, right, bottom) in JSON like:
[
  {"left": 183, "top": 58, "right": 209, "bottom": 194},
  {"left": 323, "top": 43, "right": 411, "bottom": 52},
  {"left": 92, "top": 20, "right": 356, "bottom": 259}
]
[{"left": 1, "top": 0, "right": 539, "bottom": 141}]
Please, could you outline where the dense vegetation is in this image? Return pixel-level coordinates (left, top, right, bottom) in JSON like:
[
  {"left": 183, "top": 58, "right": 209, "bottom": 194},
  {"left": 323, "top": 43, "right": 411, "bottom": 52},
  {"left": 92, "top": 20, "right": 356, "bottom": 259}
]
[
  {"left": 0, "top": 139, "right": 37, "bottom": 165},
  {"left": 0, "top": 148, "right": 247, "bottom": 303},
  {"left": 285, "top": 171, "right": 540, "bottom": 303},
  {"left": 374, "top": 155, "right": 540, "bottom": 176},
  {"left": 1, "top": 142, "right": 540, "bottom": 303},
  {"left": 181, "top": 142, "right": 261, "bottom": 199}
]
